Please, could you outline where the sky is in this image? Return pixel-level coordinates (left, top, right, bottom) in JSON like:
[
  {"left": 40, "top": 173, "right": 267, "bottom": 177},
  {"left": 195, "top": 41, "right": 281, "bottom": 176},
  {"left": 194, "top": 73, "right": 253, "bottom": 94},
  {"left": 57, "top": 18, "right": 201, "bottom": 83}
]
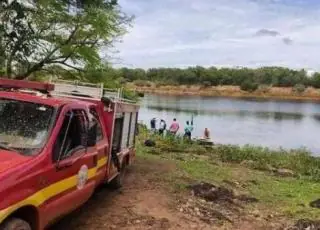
[{"left": 114, "top": 0, "right": 320, "bottom": 71}]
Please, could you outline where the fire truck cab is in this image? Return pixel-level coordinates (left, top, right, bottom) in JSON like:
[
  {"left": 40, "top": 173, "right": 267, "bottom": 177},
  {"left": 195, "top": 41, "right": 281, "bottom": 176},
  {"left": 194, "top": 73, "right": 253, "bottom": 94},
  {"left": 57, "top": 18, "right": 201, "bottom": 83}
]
[{"left": 0, "top": 79, "right": 139, "bottom": 230}]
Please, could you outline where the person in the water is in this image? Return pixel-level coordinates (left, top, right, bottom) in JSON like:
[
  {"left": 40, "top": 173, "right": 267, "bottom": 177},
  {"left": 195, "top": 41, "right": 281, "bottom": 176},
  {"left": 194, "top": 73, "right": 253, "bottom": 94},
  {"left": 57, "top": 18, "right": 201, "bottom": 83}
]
[{"left": 204, "top": 128, "right": 210, "bottom": 139}]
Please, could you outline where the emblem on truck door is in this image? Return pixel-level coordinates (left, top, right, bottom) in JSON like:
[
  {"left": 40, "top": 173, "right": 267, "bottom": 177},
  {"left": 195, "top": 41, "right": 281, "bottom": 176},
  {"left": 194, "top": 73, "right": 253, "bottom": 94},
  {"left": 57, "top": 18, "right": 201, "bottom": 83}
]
[{"left": 77, "top": 165, "right": 88, "bottom": 189}]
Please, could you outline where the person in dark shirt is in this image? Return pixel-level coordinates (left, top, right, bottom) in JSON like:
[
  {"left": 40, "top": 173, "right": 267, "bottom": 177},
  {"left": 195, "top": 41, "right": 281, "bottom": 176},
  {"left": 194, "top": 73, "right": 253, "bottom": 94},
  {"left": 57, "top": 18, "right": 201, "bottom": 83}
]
[{"left": 150, "top": 118, "right": 156, "bottom": 132}]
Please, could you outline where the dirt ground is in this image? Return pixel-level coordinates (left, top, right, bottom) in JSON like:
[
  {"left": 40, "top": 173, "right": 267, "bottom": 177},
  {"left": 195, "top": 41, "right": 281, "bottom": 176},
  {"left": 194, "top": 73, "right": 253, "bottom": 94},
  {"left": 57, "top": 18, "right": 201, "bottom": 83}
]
[{"left": 49, "top": 158, "right": 289, "bottom": 230}]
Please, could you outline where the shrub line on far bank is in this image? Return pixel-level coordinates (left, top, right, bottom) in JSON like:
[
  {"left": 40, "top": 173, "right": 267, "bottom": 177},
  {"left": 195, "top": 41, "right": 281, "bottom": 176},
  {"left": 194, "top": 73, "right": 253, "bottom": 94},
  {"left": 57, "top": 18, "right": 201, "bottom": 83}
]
[
  {"left": 131, "top": 83, "right": 320, "bottom": 101},
  {"left": 119, "top": 66, "right": 320, "bottom": 89}
]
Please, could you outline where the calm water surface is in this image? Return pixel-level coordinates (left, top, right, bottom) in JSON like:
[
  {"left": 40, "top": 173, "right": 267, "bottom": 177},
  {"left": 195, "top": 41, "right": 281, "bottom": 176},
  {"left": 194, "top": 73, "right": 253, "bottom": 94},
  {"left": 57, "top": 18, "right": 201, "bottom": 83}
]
[{"left": 139, "top": 94, "right": 320, "bottom": 155}]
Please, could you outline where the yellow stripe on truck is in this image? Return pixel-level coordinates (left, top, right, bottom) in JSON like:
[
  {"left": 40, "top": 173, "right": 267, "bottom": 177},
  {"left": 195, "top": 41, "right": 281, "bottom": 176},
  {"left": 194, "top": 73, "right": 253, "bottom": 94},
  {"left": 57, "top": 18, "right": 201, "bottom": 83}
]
[
  {"left": 97, "top": 156, "right": 107, "bottom": 168},
  {"left": 0, "top": 157, "right": 107, "bottom": 223}
]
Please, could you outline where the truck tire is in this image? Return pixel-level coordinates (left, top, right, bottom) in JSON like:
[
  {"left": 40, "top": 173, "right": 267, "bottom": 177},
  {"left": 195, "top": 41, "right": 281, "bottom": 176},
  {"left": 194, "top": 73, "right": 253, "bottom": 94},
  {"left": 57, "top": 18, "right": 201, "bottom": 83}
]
[
  {"left": 109, "top": 163, "right": 126, "bottom": 189},
  {"left": 0, "top": 218, "right": 31, "bottom": 230}
]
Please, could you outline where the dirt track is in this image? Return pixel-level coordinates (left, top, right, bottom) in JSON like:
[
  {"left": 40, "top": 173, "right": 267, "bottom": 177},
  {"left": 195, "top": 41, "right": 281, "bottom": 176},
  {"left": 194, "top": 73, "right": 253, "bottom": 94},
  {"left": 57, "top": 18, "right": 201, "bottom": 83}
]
[
  {"left": 50, "top": 158, "right": 213, "bottom": 230},
  {"left": 49, "top": 157, "right": 289, "bottom": 230}
]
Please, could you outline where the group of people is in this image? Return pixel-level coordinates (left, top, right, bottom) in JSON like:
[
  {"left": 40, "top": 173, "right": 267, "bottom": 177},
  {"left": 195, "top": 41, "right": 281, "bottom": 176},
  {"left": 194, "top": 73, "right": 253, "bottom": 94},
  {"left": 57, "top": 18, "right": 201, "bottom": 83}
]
[{"left": 150, "top": 117, "right": 210, "bottom": 140}]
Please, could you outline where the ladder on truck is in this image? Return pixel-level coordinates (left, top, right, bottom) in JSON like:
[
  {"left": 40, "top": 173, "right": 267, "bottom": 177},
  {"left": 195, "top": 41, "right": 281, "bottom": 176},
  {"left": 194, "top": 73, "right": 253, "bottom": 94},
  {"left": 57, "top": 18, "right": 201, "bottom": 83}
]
[{"left": 49, "top": 79, "right": 134, "bottom": 103}]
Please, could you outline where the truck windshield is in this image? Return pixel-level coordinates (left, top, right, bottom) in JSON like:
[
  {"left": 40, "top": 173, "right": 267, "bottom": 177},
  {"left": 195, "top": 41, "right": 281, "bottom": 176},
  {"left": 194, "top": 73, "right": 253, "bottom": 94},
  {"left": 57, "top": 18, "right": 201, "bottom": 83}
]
[{"left": 0, "top": 98, "right": 55, "bottom": 156}]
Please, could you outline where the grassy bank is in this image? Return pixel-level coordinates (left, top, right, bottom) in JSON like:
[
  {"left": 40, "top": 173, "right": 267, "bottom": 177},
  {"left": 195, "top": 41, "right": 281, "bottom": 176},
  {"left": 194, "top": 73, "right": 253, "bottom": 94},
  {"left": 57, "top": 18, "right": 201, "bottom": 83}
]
[
  {"left": 129, "top": 84, "right": 320, "bottom": 101},
  {"left": 136, "top": 128, "right": 320, "bottom": 220}
]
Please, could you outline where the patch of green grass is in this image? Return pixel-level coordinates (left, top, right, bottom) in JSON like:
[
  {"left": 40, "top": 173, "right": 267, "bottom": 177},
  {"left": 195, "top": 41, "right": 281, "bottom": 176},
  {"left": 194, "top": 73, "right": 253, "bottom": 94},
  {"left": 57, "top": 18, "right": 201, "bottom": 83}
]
[
  {"left": 211, "top": 144, "right": 320, "bottom": 181},
  {"left": 175, "top": 156, "right": 320, "bottom": 219},
  {"left": 135, "top": 128, "right": 320, "bottom": 219},
  {"left": 248, "top": 175, "right": 320, "bottom": 219},
  {"left": 139, "top": 126, "right": 320, "bottom": 182},
  {"left": 177, "top": 160, "right": 233, "bottom": 184}
]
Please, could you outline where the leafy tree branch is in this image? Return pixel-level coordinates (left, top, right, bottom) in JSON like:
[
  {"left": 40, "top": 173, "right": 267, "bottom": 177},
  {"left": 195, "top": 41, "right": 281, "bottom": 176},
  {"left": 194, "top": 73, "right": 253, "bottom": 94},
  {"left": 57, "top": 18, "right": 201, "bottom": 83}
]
[{"left": 0, "top": 0, "right": 132, "bottom": 79}]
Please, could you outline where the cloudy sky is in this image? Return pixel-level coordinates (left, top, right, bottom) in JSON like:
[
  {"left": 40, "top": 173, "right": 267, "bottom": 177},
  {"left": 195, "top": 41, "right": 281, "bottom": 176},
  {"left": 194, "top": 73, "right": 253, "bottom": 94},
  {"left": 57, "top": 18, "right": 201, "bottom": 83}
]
[{"left": 115, "top": 0, "right": 320, "bottom": 70}]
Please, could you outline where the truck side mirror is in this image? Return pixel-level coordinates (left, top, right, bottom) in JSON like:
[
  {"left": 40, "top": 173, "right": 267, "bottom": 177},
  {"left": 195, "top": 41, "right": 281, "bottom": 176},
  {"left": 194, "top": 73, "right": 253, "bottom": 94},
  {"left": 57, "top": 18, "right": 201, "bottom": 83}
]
[{"left": 87, "top": 123, "right": 97, "bottom": 147}]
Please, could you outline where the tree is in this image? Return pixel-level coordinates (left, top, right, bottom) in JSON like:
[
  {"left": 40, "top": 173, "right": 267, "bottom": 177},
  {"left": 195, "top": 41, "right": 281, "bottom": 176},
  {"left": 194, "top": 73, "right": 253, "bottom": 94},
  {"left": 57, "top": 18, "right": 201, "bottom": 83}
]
[
  {"left": 240, "top": 81, "right": 259, "bottom": 92},
  {"left": 0, "top": 0, "right": 132, "bottom": 79},
  {"left": 114, "top": 65, "right": 320, "bottom": 89},
  {"left": 311, "top": 73, "right": 320, "bottom": 88}
]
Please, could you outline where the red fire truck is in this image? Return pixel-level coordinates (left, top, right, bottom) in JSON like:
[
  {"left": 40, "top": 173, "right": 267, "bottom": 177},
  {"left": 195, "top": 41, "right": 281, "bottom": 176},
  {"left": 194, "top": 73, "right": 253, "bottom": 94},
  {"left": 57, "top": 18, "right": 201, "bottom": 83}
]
[{"left": 0, "top": 78, "right": 139, "bottom": 230}]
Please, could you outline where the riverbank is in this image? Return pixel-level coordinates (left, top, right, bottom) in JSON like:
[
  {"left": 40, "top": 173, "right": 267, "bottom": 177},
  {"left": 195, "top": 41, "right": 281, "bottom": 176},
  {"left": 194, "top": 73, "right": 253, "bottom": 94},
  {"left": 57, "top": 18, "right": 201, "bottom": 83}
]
[
  {"left": 137, "top": 127, "right": 320, "bottom": 229},
  {"left": 129, "top": 84, "right": 320, "bottom": 101},
  {"left": 52, "top": 129, "right": 320, "bottom": 229}
]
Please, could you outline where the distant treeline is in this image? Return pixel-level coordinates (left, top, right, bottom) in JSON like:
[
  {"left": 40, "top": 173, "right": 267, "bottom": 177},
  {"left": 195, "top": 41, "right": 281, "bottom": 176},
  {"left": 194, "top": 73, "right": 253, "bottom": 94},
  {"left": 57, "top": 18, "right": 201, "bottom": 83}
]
[{"left": 117, "top": 66, "right": 320, "bottom": 90}]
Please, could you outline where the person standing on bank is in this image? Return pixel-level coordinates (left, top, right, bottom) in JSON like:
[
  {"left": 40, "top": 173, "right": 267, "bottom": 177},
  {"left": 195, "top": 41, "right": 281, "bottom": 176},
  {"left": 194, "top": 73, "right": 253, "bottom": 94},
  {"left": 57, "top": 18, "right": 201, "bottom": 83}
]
[
  {"left": 159, "top": 119, "right": 166, "bottom": 136},
  {"left": 184, "top": 121, "right": 194, "bottom": 140},
  {"left": 169, "top": 118, "right": 179, "bottom": 135},
  {"left": 150, "top": 117, "right": 156, "bottom": 133}
]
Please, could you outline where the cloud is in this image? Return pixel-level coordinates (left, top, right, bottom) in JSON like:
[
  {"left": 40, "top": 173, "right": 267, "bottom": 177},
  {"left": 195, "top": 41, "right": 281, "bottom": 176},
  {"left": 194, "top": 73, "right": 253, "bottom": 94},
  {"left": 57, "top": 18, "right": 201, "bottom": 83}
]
[
  {"left": 256, "top": 29, "right": 280, "bottom": 37},
  {"left": 282, "top": 37, "right": 293, "bottom": 45},
  {"left": 114, "top": 0, "right": 320, "bottom": 70}
]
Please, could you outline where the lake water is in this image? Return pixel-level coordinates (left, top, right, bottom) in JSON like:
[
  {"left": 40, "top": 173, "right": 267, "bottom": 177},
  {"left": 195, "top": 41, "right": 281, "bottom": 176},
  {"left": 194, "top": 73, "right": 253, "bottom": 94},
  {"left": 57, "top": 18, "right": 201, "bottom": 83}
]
[{"left": 138, "top": 94, "right": 320, "bottom": 155}]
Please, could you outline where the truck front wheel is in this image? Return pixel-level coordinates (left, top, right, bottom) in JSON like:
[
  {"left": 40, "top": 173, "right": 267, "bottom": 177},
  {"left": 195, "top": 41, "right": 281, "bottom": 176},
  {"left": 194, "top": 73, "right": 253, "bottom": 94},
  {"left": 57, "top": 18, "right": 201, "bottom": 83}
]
[{"left": 0, "top": 218, "right": 31, "bottom": 230}]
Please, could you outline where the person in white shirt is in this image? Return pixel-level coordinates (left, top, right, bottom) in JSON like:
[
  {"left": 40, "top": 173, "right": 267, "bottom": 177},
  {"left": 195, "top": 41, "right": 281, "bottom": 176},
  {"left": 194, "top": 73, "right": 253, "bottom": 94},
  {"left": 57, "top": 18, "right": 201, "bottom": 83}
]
[{"left": 159, "top": 119, "right": 166, "bottom": 136}]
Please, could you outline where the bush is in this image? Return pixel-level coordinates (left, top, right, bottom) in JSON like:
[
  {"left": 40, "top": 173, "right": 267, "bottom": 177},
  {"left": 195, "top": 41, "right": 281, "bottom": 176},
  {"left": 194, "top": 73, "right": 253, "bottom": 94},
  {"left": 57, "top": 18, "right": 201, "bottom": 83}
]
[
  {"left": 212, "top": 144, "right": 320, "bottom": 181},
  {"left": 119, "top": 78, "right": 128, "bottom": 84},
  {"left": 165, "top": 80, "right": 180, "bottom": 86},
  {"left": 137, "top": 92, "right": 145, "bottom": 97},
  {"left": 155, "top": 82, "right": 168, "bottom": 87},
  {"left": 201, "top": 81, "right": 212, "bottom": 88},
  {"left": 122, "top": 89, "right": 139, "bottom": 101},
  {"left": 293, "top": 84, "right": 306, "bottom": 94},
  {"left": 133, "top": 80, "right": 152, "bottom": 87},
  {"left": 240, "top": 81, "right": 259, "bottom": 92},
  {"left": 258, "top": 84, "right": 271, "bottom": 93}
]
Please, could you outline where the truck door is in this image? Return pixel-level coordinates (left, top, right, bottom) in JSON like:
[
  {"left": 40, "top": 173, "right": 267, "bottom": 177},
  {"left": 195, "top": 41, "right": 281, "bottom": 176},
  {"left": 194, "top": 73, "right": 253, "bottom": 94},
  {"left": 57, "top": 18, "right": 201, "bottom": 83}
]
[
  {"left": 42, "top": 106, "right": 98, "bottom": 225},
  {"left": 88, "top": 107, "right": 109, "bottom": 184}
]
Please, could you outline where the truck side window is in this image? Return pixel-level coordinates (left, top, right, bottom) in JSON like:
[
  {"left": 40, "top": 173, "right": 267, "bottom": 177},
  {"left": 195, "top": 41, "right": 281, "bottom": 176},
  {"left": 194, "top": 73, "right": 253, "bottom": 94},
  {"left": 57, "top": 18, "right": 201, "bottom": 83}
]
[
  {"left": 53, "top": 109, "right": 87, "bottom": 162},
  {"left": 88, "top": 108, "right": 103, "bottom": 142},
  {"left": 112, "top": 114, "right": 124, "bottom": 154}
]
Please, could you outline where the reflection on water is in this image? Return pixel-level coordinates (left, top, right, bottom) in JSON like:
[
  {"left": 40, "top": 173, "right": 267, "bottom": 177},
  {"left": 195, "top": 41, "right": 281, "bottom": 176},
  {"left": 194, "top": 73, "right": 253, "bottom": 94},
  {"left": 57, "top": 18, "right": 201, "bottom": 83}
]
[
  {"left": 147, "top": 105, "right": 306, "bottom": 121},
  {"left": 139, "top": 94, "right": 320, "bottom": 155},
  {"left": 313, "top": 114, "right": 320, "bottom": 122}
]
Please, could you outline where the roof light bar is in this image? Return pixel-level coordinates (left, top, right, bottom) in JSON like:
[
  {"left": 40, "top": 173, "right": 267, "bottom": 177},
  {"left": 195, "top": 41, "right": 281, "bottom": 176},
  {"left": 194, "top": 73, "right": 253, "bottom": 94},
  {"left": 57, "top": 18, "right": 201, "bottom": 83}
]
[{"left": 0, "top": 78, "right": 54, "bottom": 92}]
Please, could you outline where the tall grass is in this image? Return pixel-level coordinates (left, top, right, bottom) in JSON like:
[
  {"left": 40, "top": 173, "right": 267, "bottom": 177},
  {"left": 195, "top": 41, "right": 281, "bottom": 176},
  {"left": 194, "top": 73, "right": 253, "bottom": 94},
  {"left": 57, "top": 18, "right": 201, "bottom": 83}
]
[
  {"left": 213, "top": 144, "right": 320, "bottom": 181},
  {"left": 138, "top": 125, "right": 320, "bottom": 181}
]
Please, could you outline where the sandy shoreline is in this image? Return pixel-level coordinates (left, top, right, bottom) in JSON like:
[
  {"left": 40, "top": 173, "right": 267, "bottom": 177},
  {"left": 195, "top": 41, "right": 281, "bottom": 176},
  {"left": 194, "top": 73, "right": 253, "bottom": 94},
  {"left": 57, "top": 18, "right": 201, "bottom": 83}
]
[{"left": 130, "top": 85, "right": 320, "bottom": 102}]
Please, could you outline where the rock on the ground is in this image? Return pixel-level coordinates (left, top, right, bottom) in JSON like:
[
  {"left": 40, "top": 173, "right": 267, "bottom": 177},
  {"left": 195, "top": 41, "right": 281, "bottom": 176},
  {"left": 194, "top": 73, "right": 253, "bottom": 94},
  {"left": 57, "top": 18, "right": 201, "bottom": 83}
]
[
  {"left": 266, "top": 164, "right": 276, "bottom": 172},
  {"left": 276, "top": 168, "right": 295, "bottom": 177},
  {"left": 222, "top": 180, "right": 241, "bottom": 188},
  {"left": 237, "top": 194, "right": 259, "bottom": 203},
  {"left": 181, "top": 181, "right": 261, "bottom": 226},
  {"left": 310, "top": 199, "right": 320, "bottom": 209},
  {"left": 288, "top": 219, "right": 320, "bottom": 230},
  {"left": 240, "top": 160, "right": 255, "bottom": 167},
  {"left": 188, "top": 182, "right": 258, "bottom": 205},
  {"left": 144, "top": 139, "right": 156, "bottom": 147},
  {"left": 188, "top": 182, "right": 234, "bottom": 202}
]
